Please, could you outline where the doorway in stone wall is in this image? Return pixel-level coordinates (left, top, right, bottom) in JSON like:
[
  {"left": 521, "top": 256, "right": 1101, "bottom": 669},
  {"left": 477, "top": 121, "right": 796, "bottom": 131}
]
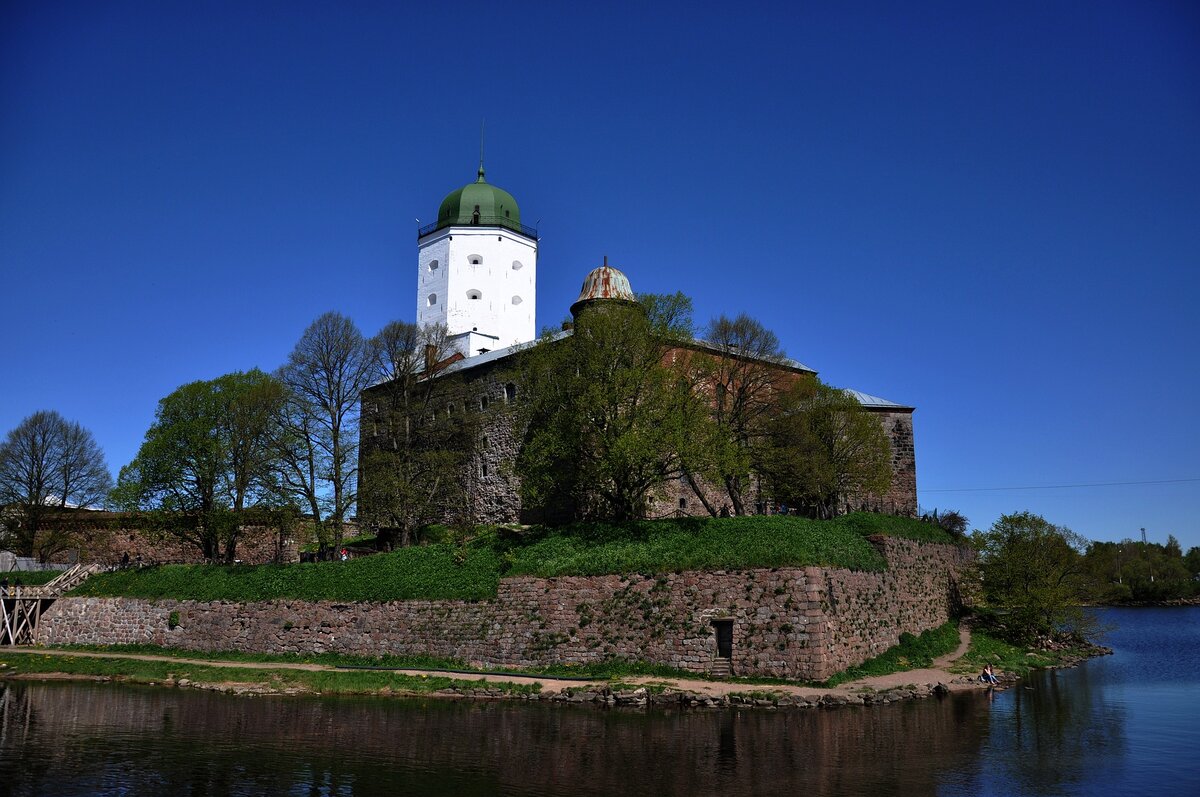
[{"left": 713, "top": 619, "right": 733, "bottom": 661}]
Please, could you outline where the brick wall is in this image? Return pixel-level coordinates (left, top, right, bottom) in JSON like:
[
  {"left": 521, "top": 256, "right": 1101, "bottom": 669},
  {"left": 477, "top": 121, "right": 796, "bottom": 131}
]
[{"left": 38, "top": 537, "right": 967, "bottom": 681}]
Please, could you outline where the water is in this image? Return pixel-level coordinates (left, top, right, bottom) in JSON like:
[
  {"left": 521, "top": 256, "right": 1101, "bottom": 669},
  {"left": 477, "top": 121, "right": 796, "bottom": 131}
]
[{"left": 1, "top": 607, "right": 1196, "bottom": 796}]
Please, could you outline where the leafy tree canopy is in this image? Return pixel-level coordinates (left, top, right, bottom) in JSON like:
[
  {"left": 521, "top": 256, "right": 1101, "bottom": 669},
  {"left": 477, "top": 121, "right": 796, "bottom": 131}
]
[
  {"left": 112, "top": 369, "right": 286, "bottom": 562},
  {"left": 516, "top": 298, "right": 714, "bottom": 522}
]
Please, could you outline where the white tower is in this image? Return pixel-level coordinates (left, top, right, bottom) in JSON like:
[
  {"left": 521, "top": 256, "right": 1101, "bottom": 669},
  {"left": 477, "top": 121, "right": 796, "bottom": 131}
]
[{"left": 417, "top": 162, "right": 538, "bottom": 357}]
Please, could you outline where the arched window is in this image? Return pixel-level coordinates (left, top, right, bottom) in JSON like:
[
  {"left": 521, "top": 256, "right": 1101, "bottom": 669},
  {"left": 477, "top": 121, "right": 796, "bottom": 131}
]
[
  {"left": 466, "top": 289, "right": 482, "bottom": 300},
  {"left": 512, "top": 260, "right": 523, "bottom": 270},
  {"left": 504, "top": 383, "right": 517, "bottom": 402},
  {"left": 468, "top": 254, "right": 483, "bottom": 265},
  {"left": 428, "top": 259, "right": 439, "bottom": 271},
  {"left": 427, "top": 293, "right": 437, "bottom": 306},
  {"left": 511, "top": 295, "right": 523, "bottom": 305},
  {"left": 479, "top": 395, "right": 489, "bottom": 411}
]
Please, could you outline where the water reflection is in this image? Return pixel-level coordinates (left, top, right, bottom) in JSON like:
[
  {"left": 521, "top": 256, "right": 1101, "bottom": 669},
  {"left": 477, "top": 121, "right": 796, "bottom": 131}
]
[
  {"left": 1, "top": 681, "right": 989, "bottom": 797},
  {"left": 4, "top": 608, "right": 1198, "bottom": 797}
]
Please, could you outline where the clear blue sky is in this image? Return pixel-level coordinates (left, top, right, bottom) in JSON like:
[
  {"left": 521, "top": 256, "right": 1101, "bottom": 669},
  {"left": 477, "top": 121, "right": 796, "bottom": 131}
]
[{"left": 3, "top": 1, "right": 1197, "bottom": 548}]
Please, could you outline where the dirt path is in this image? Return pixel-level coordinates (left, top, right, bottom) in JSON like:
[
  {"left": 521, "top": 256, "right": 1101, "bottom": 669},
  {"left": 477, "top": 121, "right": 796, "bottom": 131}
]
[
  {"left": 620, "top": 626, "right": 979, "bottom": 698},
  {"left": 4, "top": 626, "right": 983, "bottom": 698}
]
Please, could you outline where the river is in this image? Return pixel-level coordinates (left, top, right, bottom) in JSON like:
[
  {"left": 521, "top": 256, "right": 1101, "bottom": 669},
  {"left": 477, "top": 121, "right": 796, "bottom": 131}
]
[{"left": 1, "top": 607, "right": 1197, "bottom": 796}]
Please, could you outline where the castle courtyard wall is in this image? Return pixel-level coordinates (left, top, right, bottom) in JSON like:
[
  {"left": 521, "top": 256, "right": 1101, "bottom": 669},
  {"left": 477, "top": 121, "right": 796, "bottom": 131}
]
[{"left": 38, "top": 537, "right": 967, "bottom": 681}]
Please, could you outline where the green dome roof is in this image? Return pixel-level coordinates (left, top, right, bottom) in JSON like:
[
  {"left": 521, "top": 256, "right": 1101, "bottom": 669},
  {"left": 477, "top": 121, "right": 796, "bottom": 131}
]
[{"left": 436, "top": 166, "right": 521, "bottom": 229}]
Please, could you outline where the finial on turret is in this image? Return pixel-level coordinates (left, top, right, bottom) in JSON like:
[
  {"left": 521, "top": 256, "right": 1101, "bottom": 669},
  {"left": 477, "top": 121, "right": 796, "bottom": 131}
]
[{"left": 477, "top": 119, "right": 486, "bottom": 182}]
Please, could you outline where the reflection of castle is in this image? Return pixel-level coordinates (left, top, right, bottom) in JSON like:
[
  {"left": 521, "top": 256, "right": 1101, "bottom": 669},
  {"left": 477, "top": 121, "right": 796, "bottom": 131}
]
[
  {"left": 364, "top": 167, "right": 917, "bottom": 523},
  {"left": 7, "top": 680, "right": 992, "bottom": 795}
]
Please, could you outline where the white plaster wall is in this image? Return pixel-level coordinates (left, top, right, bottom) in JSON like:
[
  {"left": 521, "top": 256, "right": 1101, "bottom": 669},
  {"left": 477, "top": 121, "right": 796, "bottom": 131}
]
[
  {"left": 417, "top": 226, "right": 537, "bottom": 349},
  {"left": 416, "top": 235, "right": 450, "bottom": 329}
]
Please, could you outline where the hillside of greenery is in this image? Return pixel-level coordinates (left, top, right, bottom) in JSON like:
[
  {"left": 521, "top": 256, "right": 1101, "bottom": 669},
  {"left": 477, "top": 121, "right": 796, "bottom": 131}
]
[{"left": 70, "top": 512, "right": 957, "bottom": 603}]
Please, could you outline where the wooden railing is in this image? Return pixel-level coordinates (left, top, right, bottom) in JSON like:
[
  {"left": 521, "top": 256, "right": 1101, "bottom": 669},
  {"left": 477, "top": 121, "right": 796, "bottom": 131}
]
[{"left": 1, "top": 563, "right": 104, "bottom": 645}]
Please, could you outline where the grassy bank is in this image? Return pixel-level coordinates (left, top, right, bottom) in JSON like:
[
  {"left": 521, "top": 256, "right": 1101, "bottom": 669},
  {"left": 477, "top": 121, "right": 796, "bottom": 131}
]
[
  {"left": 950, "top": 629, "right": 1100, "bottom": 677},
  {"left": 0, "top": 650, "right": 540, "bottom": 697},
  {"left": 71, "top": 512, "right": 955, "bottom": 603},
  {"left": 2, "top": 570, "right": 61, "bottom": 587}
]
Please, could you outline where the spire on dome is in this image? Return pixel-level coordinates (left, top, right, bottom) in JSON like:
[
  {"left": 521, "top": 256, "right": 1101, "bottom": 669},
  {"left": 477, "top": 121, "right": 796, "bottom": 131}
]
[{"left": 477, "top": 119, "right": 486, "bottom": 183}]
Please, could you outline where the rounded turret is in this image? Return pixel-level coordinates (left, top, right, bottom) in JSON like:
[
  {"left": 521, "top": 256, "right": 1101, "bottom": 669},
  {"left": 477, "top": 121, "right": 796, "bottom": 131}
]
[{"left": 570, "top": 259, "right": 638, "bottom": 318}]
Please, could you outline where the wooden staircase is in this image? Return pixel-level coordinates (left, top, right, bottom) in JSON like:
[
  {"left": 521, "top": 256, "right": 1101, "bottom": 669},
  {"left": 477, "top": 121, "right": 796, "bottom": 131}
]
[{"left": 1, "top": 563, "right": 104, "bottom": 645}]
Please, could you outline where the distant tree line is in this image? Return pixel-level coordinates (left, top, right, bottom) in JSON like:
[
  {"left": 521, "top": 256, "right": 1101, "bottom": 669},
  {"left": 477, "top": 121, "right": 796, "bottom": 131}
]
[{"left": 968, "top": 510, "right": 1199, "bottom": 645}]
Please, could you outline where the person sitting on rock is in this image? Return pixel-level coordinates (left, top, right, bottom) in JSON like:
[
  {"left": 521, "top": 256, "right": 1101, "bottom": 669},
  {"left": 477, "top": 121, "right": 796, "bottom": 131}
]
[{"left": 980, "top": 663, "right": 999, "bottom": 685}]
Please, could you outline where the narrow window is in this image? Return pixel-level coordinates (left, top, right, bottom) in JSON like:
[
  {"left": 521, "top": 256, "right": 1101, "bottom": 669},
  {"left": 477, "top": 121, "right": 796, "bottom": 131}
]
[
  {"left": 479, "top": 395, "right": 489, "bottom": 411},
  {"left": 481, "top": 461, "right": 489, "bottom": 478},
  {"left": 481, "top": 435, "right": 489, "bottom": 449},
  {"left": 679, "top": 497, "right": 687, "bottom": 509},
  {"left": 504, "top": 383, "right": 517, "bottom": 402},
  {"left": 427, "top": 293, "right": 437, "bottom": 306}
]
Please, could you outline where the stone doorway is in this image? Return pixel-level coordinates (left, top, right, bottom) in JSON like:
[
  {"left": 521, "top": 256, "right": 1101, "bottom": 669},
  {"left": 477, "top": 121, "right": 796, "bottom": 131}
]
[{"left": 711, "top": 619, "right": 734, "bottom": 677}]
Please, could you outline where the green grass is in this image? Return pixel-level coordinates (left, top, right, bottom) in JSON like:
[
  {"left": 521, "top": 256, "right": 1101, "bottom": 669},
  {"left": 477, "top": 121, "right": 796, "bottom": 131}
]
[
  {"left": 71, "top": 512, "right": 957, "bottom": 602},
  {"left": 818, "top": 621, "right": 961, "bottom": 687},
  {"left": 0, "top": 651, "right": 541, "bottom": 696},
  {"left": 72, "top": 544, "right": 503, "bottom": 602},
  {"left": 951, "top": 630, "right": 1073, "bottom": 677},
  {"left": 2, "top": 570, "right": 61, "bottom": 586}
]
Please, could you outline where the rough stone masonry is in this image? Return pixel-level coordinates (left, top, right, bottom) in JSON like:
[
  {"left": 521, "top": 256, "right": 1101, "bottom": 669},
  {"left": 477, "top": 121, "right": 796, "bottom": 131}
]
[{"left": 37, "top": 536, "right": 968, "bottom": 681}]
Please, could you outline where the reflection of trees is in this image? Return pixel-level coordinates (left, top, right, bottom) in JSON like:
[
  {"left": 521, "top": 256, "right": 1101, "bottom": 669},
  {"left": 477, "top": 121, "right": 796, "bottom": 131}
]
[
  {"left": 984, "top": 666, "right": 1126, "bottom": 794},
  {"left": 1, "top": 682, "right": 993, "bottom": 796}
]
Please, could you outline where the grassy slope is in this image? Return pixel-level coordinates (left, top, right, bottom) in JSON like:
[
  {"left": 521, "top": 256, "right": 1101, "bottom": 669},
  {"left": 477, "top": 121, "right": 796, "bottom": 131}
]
[
  {"left": 2, "top": 570, "right": 60, "bottom": 586},
  {"left": 72, "top": 512, "right": 956, "bottom": 603}
]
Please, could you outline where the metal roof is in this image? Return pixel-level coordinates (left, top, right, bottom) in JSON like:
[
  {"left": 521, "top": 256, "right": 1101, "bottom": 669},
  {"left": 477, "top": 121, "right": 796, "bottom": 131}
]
[{"left": 843, "top": 388, "right": 913, "bottom": 411}]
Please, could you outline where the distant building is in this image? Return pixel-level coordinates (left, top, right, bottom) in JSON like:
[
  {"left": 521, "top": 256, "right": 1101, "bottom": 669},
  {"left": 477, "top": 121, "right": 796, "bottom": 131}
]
[{"left": 361, "top": 168, "right": 916, "bottom": 526}]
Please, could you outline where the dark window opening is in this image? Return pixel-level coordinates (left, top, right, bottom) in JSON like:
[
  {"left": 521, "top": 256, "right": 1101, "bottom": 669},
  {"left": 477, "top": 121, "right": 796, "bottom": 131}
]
[
  {"left": 679, "top": 497, "right": 687, "bottom": 509},
  {"left": 504, "top": 383, "right": 517, "bottom": 402},
  {"left": 479, "top": 395, "right": 489, "bottom": 411}
]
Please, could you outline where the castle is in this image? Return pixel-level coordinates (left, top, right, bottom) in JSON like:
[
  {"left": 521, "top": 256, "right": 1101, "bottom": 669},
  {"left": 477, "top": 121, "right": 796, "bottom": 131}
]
[{"left": 361, "top": 165, "right": 918, "bottom": 525}]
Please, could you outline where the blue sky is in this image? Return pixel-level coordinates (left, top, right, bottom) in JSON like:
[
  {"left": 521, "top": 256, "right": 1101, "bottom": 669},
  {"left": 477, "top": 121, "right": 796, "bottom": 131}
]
[{"left": 3, "top": 1, "right": 1197, "bottom": 548}]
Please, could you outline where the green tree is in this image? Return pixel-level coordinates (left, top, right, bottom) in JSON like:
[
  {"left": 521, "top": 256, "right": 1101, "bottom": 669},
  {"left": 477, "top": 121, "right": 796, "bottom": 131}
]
[
  {"left": 759, "top": 381, "right": 892, "bottom": 519},
  {"left": 973, "top": 512, "right": 1092, "bottom": 641},
  {"left": 112, "top": 370, "right": 285, "bottom": 562},
  {"left": 0, "top": 410, "right": 112, "bottom": 560},
  {"left": 694, "top": 313, "right": 791, "bottom": 516},
  {"left": 1185, "top": 546, "right": 1200, "bottom": 579},
  {"left": 515, "top": 298, "right": 712, "bottom": 522},
  {"left": 275, "top": 312, "right": 375, "bottom": 550},
  {"left": 358, "top": 321, "right": 478, "bottom": 549}
]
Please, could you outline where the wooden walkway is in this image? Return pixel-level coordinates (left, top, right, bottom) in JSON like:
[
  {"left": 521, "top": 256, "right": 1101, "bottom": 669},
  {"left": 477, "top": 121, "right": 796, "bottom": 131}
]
[{"left": 1, "top": 564, "right": 103, "bottom": 645}]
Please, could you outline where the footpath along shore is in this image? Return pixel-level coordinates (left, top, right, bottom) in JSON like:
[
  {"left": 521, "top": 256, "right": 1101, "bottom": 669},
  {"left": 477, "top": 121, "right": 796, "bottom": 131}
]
[{"left": 0, "top": 627, "right": 1111, "bottom": 710}]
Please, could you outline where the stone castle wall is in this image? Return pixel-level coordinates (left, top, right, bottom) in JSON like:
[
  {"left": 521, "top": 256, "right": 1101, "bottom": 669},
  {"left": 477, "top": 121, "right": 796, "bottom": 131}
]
[
  {"left": 37, "top": 537, "right": 967, "bottom": 681},
  {"left": 360, "top": 355, "right": 919, "bottom": 527}
]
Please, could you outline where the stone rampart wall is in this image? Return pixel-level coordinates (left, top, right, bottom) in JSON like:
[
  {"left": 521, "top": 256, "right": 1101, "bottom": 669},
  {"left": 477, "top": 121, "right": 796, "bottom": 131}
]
[{"left": 37, "top": 537, "right": 967, "bottom": 681}]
